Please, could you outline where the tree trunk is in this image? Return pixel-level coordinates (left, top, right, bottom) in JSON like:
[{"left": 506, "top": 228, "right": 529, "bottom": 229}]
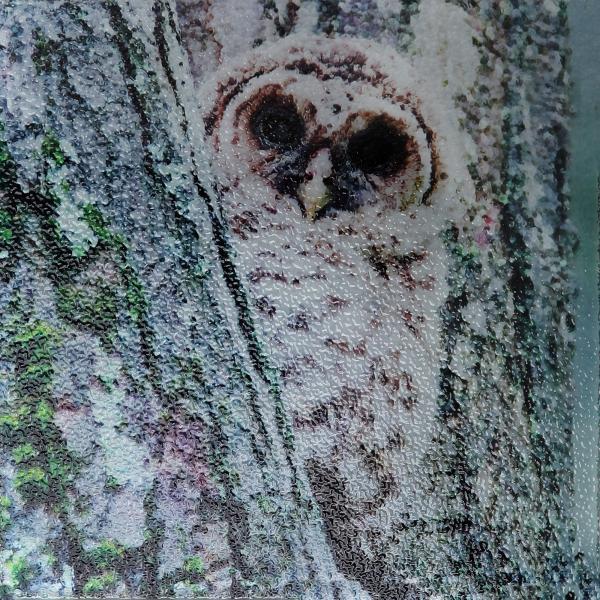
[{"left": 0, "top": 0, "right": 594, "bottom": 598}]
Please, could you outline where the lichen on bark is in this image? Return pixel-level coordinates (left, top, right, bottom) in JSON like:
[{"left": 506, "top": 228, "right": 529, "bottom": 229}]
[{"left": 0, "top": 0, "right": 596, "bottom": 598}]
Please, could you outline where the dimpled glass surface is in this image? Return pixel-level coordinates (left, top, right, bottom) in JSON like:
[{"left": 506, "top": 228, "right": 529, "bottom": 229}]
[{"left": 0, "top": 1, "right": 598, "bottom": 599}]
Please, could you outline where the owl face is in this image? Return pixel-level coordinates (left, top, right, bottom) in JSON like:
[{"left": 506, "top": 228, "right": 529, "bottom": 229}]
[
  {"left": 199, "top": 35, "right": 472, "bottom": 547},
  {"left": 203, "top": 38, "right": 438, "bottom": 220}
]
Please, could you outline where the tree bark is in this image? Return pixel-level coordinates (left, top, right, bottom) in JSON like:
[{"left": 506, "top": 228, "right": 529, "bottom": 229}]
[{"left": 0, "top": 0, "right": 595, "bottom": 598}]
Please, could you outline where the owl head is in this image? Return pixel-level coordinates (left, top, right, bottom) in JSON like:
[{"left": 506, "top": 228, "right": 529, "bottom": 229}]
[{"left": 199, "top": 35, "right": 472, "bottom": 226}]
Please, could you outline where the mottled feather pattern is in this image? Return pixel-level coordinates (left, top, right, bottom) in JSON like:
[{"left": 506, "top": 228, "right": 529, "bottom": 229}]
[{"left": 198, "top": 34, "right": 475, "bottom": 587}]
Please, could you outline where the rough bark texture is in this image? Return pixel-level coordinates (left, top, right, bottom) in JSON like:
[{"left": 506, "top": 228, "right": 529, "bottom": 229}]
[{"left": 0, "top": 0, "right": 595, "bottom": 598}]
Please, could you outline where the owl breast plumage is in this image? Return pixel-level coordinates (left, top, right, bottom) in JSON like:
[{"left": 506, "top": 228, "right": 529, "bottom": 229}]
[{"left": 198, "top": 34, "right": 471, "bottom": 571}]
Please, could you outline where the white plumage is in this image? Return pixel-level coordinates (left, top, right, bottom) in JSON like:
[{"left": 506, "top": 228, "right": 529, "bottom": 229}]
[{"left": 199, "top": 33, "right": 475, "bottom": 580}]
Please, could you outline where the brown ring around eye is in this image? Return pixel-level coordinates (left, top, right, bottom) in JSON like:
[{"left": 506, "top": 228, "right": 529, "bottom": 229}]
[
  {"left": 332, "top": 110, "right": 436, "bottom": 207},
  {"left": 347, "top": 116, "right": 411, "bottom": 178},
  {"left": 249, "top": 93, "right": 306, "bottom": 151}
]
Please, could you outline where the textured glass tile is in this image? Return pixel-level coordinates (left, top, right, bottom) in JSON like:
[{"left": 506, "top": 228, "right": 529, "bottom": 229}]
[{"left": 0, "top": 1, "right": 598, "bottom": 598}]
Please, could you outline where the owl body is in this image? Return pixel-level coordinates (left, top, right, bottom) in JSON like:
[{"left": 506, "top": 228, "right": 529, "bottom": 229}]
[{"left": 198, "top": 34, "right": 475, "bottom": 583}]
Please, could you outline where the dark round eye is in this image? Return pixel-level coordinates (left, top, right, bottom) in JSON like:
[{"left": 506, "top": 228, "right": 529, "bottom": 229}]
[
  {"left": 249, "top": 96, "right": 306, "bottom": 151},
  {"left": 347, "top": 117, "right": 409, "bottom": 177}
]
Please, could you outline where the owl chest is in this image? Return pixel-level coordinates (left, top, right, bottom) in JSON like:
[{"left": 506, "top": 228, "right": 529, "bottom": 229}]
[{"left": 222, "top": 189, "right": 449, "bottom": 480}]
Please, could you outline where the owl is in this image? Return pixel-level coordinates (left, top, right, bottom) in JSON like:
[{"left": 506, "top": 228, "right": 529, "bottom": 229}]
[{"left": 197, "top": 32, "right": 476, "bottom": 593}]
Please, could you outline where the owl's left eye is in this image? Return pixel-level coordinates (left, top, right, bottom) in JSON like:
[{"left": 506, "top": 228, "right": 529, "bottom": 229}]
[
  {"left": 249, "top": 96, "right": 306, "bottom": 151},
  {"left": 347, "top": 117, "right": 410, "bottom": 177}
]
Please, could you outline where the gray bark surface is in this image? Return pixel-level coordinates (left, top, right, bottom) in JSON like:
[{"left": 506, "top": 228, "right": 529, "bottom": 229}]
[{"left": 0, "top": 0, "right": 595, "bottom": 598}]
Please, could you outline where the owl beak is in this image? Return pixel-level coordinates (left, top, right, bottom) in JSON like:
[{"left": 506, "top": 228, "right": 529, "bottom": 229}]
[{"left": 299, "top": 149, "right": 333, "bottom": 220}]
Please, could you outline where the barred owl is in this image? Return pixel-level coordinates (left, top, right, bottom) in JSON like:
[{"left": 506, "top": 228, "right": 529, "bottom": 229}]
[{"left": 198, "top": 33, "right": 476, "bottom": 592}]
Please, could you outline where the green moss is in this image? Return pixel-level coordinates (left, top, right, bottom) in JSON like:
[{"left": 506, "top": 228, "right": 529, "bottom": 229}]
[
  {"left": 57, "top": 284, "right": 118, "bottom": 345},
  {"left": 124, "top": 271, "right": 146, "bottom": 322},
  {"left": 81, "top": 204, "right": 148, "bottom": 324},
  {"left": 0, "top": 584, "right": 11, "bottom": 600},
  {"left": 82, "top": 572, "right": 118, "bottom": 596},
  {"left": 0, "top": 209, "right": 13, "bottom": 242},
  {"left": 6, "top": 556, "right": 32, "bottom": 588},
  {"left": 0, "top": 496, "right": 10, "bottom": 535},
  {"left": 47, "top": 456, "right": 72, "bottom": 483},
  {"left": 13, "top": 321, "right": 58, "bottom": 345},
  {"left": 11, "top": 443, "right": 38, "bottom": 464},
  {"left": 0, "top": 319, "right": 79, "bottom": 510},
  {"left": 105, "top": 475, "right": 121, "bottom": 490},
  {"left": 98, "top": 374, "right": 116, "bottom": 393},
  {"left": 82, "top": 204, "right": 112, "bottom": 243},
  {"left": 257, "top": 495, "right": 276, "bottom": 514},
  {"left": 14, "top": 466, "right": 49, "bottom": 499},
  {"left": 86, "top": 540, "right": 125, "bottom": 569},
  {"left": 0, "top": 510, "right": 10, "bottom": 534},
  {"left": 71, "top": 245, "right": 87, "bottom": 259},
  {"left": 41, "top": 132, "right": 65, "bottom": 166},
  {"left": 31, "top": 31, "right": 59, "bottom": 74},
  {"left": 0, "top": 412, "right": 20, "bottom": 431},
  {"left": 0, "top": 145, "right": 9, "bottom": 167},
  {"left": 173, "top": 581, "right": 209, "bottom": 598},
  {"left": 183, "top": 556, "right": 206, "bottom": 577},
  {"left": 35, "top": 399, "right": 54, "bottom": 427}
]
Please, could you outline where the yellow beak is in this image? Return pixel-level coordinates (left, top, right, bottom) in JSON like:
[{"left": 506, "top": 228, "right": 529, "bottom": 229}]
[{"left": 298, "top": 149, "right": 333, "bottom": 221}]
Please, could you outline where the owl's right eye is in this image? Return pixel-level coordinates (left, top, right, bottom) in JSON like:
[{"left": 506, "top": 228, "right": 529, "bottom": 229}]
[
  {"left": 249, "top": 96, "right": 306, "bottom": 151},
  {"left": 347, "top": 117, "right": 410, "bottom": 177}
]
